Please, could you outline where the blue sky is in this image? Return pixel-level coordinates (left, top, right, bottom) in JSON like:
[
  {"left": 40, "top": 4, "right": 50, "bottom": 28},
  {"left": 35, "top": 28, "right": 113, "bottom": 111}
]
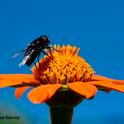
[{"left": 0, "top": 0, "right": 124, "bottom": 124}]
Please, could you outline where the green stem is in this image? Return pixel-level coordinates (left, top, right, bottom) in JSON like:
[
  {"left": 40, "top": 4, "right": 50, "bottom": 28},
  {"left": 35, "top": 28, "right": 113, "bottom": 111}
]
[
  {"left": 47, "top": 87, "right": 84, "bottom": 124},
  {"left": 50, "top": 106, "right": 73, "bottom": 124}
]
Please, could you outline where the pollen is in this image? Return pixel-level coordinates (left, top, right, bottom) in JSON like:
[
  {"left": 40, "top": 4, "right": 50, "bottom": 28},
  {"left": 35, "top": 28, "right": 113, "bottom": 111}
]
[{"left": 32, "top": 45, "right": 94, "bottom": 85}]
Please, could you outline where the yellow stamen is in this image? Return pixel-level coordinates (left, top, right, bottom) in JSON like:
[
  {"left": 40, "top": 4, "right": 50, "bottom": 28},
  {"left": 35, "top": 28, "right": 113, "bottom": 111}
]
[{"left": 32, "top": 45, "right": 94, "bottom": 85}]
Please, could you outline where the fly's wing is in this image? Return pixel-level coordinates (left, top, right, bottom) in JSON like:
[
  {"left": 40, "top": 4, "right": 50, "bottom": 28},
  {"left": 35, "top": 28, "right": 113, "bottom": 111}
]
[
  {"left": 19, "top": 49, "right": 39, "bottom": 67},
  {"left": 19, "top": 54, "right": 31, "bottom": 66},
  {"left": 19, "top": 48, "right": 33, "bottom": 66},
  {"left": 11, "top": 49, "right": 27, "bottom": 59},
  {"left": 11, "top": 42, "right": 32, "bottom": 59},
  {"left": 18, "top": 39, "right": 43, "bottom": 67}
]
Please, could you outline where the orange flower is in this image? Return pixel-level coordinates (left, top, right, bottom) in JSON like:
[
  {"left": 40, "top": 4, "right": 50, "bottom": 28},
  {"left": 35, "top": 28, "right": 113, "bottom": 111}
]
[{"left": 0, "top": 45, "right": 124, "bottom": 104}]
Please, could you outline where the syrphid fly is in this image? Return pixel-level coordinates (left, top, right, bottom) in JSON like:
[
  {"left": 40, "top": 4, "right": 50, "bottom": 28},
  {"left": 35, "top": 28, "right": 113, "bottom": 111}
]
[{"left": 12, "top": 35, "right": 52, "bottom": 67}]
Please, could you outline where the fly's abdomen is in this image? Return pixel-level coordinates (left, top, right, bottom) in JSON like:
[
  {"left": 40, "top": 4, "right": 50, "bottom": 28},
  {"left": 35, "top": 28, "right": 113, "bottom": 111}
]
[{"left": 25, "top": 51, "right": 39, "bottom": 66}]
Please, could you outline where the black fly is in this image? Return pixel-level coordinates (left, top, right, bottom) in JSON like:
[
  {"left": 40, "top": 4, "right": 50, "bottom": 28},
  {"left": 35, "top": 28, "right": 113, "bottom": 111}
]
[{"left": 12, "top": 35, "right": 51, "bottom": 67}]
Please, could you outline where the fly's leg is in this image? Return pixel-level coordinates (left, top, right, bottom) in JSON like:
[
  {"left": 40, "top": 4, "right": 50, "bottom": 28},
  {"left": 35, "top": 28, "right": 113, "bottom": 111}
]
[
  {"left": 41, "top": 50, "right": 53, "bottom": 60},
  {"left": 33, "top": 61, "right": 38, "bottom": 70},
  {"left": 37, "top": 52, "right": 41, "bottom": 71},
  {"left": 45, "top": 45, "right": 60, "bottom": 52}
]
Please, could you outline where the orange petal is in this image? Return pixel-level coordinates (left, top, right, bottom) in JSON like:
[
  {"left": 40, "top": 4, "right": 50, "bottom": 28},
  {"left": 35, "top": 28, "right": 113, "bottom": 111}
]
[
  {"left": 111, "top": 80, "right": 124, "bottom": 85},
  {"left": 0, "top": 74, "right": 40, "bottom": 88},
  {"left": 0, "top": 79, "right": 22, "bottom": 88},
  {"left": 91, "top": 74, "right": 124, "bottom": 85},
  {"left": 89, "top": 81, "right": 124, "bottom": 93},
  {"left": 28, "top": 84, "right": 61, "bottom": 104},
  {"left": 91, "top": 74, "right": 113, "bottom": 81},
  {"left": 67, "top": 82, "right": 97, "bottom": 99},
  {"left": 15, "top": 86, "right": 30, "bottom": 99}
]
